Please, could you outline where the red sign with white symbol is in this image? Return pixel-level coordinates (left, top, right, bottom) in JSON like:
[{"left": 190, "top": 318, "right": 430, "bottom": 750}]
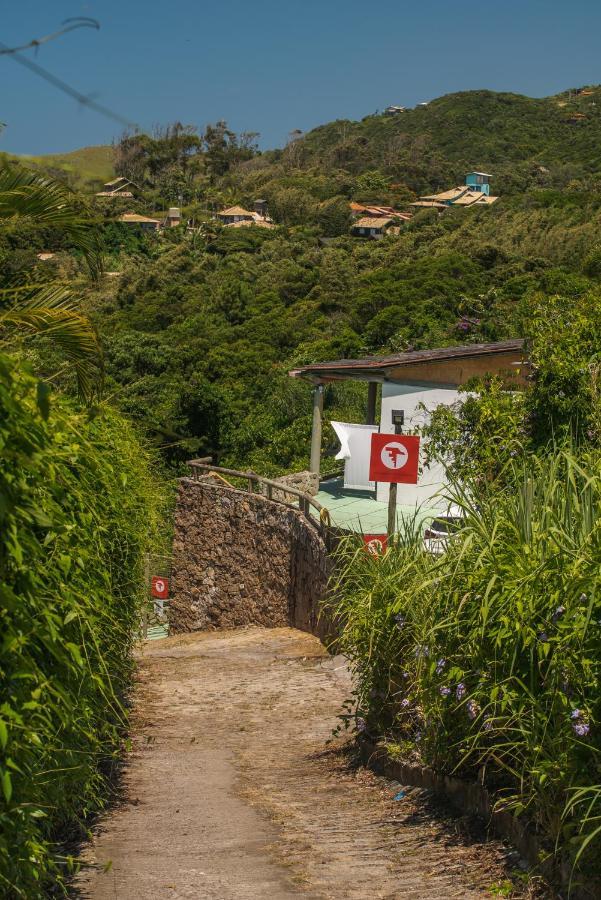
[
  {"left": 369, "top": 433, "right": 420, "bottom": 484},
  {"left": 151, "top": 576, "right": 170, "bottom": 599},
  {"left": 363, "top": 534, "right": 388, "bottom": 556}
]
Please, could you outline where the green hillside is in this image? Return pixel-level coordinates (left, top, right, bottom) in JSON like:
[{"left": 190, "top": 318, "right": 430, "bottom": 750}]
[
  {"left": 228, "top": 86, "right": 601, "bottom": 201},
  {"left": 18, "top": 144, "right": 114, "bottom": 190}
]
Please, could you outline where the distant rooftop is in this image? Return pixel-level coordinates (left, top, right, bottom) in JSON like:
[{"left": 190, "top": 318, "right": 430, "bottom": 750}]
[
  {"left": 290, "top": 339, "right": 527, "bottom": 385},
  {"left": 119, "top": 213, "right": 160, "bottom": 224},
  {"left": 352, "top": 216, "right": 393, "bottom": 228},
  {"left": 218, "top": 206, "right": 254, "bottom": 217}
]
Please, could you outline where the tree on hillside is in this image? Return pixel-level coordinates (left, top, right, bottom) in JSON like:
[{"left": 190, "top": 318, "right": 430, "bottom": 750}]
[
  {"left": 0, "top": 162, "right": 103, "bottom": 401},
  {"left": 202, "top": 120, "right": 259, "bottom": 179}
]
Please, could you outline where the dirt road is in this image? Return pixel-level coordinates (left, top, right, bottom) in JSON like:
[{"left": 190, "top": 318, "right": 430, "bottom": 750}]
[{"left": 74, "top": 628, "right": 525, "bottom": 899}]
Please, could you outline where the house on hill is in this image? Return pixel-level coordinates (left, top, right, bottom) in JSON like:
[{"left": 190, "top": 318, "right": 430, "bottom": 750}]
[
  {"left": 351, "top": 216, "right": 394, "bottom": 239},
  {"left": 119, "top": 213, "right": 160, "bottom": 232},
  {"left": 163, "top": 207, "right": 182, "bottom": 228},
  {"left": 96, "top": 176, "right": 137, "bottom": 199},
  {"left": 217, "top": 205, "right": 255, "bottom": 224},
  {"left": 289, "top": 340, "right": 528, "bottom": 530},
  {"left": 216, "top": 204, "right": 274, "bottom": 228},
  {"left": 411, "top": 173, "right": 498, "bottom": 210},
  {"left": 465, "top": 172, "right": 492, "bottom": 195}
]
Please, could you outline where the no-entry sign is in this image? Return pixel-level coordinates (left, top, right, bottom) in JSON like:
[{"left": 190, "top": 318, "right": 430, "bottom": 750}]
[
  {"left": 151, "top": 576, "right": 170, "bottom": 599},
  {"left": 369, "top": 433, "right": 420, "bottom": 484},
  {"left": 363, "top": 534, "right": 388, "bottom": 556}
]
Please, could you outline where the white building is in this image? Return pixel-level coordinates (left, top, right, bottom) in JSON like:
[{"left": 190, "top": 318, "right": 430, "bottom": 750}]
[{"left": 290, "top": 341, "right": 527, "bottom": 519}]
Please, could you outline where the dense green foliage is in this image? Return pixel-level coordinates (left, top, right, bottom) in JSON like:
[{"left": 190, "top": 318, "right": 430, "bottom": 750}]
[
  {"left": 330, "top": 450, "right": 601, "bottom": 884},
  {"left": 0, "top": 354, "right": 164, "bottom": 897},
  {"left": 85, "top": 200, "right": 601, "bottom": 473},
  {"left": 5, "top": 82, "right": 601, "bottom": 892}
]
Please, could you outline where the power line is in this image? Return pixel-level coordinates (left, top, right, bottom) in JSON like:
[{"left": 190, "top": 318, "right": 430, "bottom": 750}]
[
  {"left": 0, "top": 18, "right": 100, "bottom": 55},
  {"left": 0, "top": 19, "right": 139, "bottom": 131}
]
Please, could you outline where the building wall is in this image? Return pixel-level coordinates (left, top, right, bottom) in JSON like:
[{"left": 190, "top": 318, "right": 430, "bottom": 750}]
[
  {"left": 376, "top": 383, "right": 461, "bottom": 505},
  {"left": 465, "top": 174, "right": 490, "bottom": 195},
  {"left": 170, "top": 478, "right": 333, "bottom": 641}
]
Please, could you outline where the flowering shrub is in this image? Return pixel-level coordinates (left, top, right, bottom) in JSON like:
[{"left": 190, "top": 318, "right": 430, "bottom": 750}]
[{"left": 329, "top": 449, "right": 601, "bottom": 879}]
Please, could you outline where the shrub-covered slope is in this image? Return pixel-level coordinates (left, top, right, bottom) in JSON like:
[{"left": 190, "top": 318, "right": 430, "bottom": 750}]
[{"left": 0, "top": 355, "right": 164, "bottom": 897}]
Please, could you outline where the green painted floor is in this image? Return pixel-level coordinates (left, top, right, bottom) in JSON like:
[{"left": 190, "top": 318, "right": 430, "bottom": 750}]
[{"left": 314, "top": 477, "right": 439, "bottom": 534}]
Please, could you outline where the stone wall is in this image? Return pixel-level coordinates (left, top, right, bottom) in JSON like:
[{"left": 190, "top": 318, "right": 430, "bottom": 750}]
[{"left": 170, "top": 478, "right": 333, "bottom": 640}]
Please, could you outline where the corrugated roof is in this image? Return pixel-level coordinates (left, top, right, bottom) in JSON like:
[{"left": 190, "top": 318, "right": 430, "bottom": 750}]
[
  {"left": 290, "top": 340, "right": 526, "bottom": 382},
  {"left": 105, "top": 176, "right": 133, "bottom": 187},
  {"left": 120, "top": 213, "right": 160, "bottom": 224},
  {"left": 466, "top": 172, "right": 493, "bottom": 178},
  {"left": 95, "top": 191, "right": 134, "bottom": 198},
  {"left": 409, "top": 200, "right": 447, "bottom": 208},
  {"left": 218, "top": 206, "right": 255, "bottom": 217},
  {"left": 421, "top": 186, "right": 468, "bottom": 202},
  {"left": 224, "top": 218, "right": 275, "bottom": 228},
  {"left": 352, "top": 217, "right": 393, "bottom": 228},
  {"left": 452, "top": 191, "right": 498, "bottom": 206}
]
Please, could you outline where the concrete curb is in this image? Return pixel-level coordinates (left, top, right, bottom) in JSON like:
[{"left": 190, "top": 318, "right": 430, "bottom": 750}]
[{"left": 358, "top": 739, "right": 598, "bottom": 900}]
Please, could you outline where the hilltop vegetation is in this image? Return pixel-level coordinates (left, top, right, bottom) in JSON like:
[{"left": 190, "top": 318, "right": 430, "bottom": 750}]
[
  {"left": 3, "top": 85, "right": 601, "bottom": 891},
  {"left": 9, "top": 84, "right": 601, "bottom": 475},
  {"left": 10, "top": 144, "right": 114, "bottom": 191}
]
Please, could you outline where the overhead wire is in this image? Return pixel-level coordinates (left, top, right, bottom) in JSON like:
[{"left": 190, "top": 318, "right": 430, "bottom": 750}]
[{"left": 0, "top": 18, "right": 139, "bottom": 131}]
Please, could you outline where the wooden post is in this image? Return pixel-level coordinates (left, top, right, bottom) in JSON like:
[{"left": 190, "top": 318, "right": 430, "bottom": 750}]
[
  {"left": 309, "top": 384, "right": 324, "bottom": 475},
  {"left": 387, "top": 482, "right": 398, "bottom": 538},
  {"left": 387, "top": 415, "right": 404, "bottom": 540},
  {"left": 366, "top": 381, "right": 377, "bottom": 425},
  {"left": 142, "top": 554, "right": 150, "bottom": 640}
]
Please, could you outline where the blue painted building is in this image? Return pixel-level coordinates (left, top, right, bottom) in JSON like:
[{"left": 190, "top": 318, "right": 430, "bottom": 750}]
[{"left": 465, "top": 172, "right": 492, "bottom": 195}]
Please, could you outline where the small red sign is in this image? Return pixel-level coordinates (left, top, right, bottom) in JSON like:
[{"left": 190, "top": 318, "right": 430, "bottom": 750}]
[
  {"left": 151, "top": 576, "right": 170, "bottom": 599},
  {"left": 369, "top": 433, "right": 420, "bottom": 484},
  {"left": 363, "top": 534, "right": 388, "bottom": 556}
]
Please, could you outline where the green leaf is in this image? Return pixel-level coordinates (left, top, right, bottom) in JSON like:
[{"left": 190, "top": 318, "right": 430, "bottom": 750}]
[
  {"left": 65, "top": 642, "right": 84, "bottom": 667},
  {"left": 36, "top": 381, "right": 51, "bottom": 421},
  {"left": 1, "top": 770, "right": 12, "bottom": 803},
  {"left": 0, "top": 720, "right": 7, "bottom": 750}
]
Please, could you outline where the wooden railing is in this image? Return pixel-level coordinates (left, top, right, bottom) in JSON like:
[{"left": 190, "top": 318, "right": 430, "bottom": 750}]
[{"left": 186, "top": 458, "right": 331, "bottom": 530}]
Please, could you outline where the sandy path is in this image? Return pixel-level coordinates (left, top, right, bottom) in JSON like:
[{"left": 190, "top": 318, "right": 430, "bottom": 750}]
[{"left": 73, "top": 628, "right": 524, "bottom": 899}]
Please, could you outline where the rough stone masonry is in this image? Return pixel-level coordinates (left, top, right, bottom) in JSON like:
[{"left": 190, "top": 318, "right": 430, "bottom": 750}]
[{"left": 170, "top": 478, "right": 332, "bottom": 640}]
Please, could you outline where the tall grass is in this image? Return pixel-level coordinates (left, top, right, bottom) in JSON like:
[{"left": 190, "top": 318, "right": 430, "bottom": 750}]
[{"left": 329, "top": 449, "right": 601, "bottom": 879}]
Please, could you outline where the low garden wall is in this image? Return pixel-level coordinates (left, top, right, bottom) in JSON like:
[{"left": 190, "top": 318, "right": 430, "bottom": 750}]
[{"left": 169, "top": 478, "right": 333, "bottom": 640}]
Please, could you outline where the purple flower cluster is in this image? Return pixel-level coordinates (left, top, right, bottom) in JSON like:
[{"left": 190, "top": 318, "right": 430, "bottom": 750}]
[
  {"left": 571, "top": 709, "right": 591, "bottom": 738},
  {"left": 356, "top": 717, "right": 366, "bottom": 733},
  {"left": 552, "top": 605, "right": 566, "bottom": 622},
  {"left": 456, "top": 682, "right": 467, "bottom": 701},
  {"left": 400, "top": 698, "right": 410, "bottom": 709},
  {"left": 439, "top": 686, "right": 451, "bottom": 697},
  {"left": 435, "top": 658, "right": 446, "bottom": 675},
  {"left": 394, "top": 612, "right": 406, "bottom": 629},
  {"left": 466, "top": 699, "right": 480, "bottom": 721}
]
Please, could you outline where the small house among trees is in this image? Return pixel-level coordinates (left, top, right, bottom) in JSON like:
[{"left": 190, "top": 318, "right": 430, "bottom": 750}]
[
  {"left": 96, "top": 176, "right": 137, "bottom": 199},
  {"left": 119, "top": 213, "right": 160, "bottom": 231},
  {"left": 411, "top": 172, "right": 498, "bottom": 210},
  {"left": 351, "top": 216, "right": 394, "bottom": 239},
  {"left": 216, "top": 204, "right": 273, "bottom": 228}
]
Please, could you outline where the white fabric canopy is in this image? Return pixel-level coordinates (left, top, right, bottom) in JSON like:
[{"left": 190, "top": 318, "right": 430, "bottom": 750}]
[{"left": 331, "top": 421, "right": 378, "bottom": 491}]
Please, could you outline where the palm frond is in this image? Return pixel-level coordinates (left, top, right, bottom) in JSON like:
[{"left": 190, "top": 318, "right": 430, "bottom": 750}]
[
  {"left": 0, "top": 161, "right": 102, "bottom": 278},
  {"left": 1, "top": 291, "right": 104, "bottom": 402}
]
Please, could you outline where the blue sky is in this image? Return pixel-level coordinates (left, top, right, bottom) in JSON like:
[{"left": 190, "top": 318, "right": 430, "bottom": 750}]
[{"left": 2, "top": 0, "right": 601, "bottom": 155}]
